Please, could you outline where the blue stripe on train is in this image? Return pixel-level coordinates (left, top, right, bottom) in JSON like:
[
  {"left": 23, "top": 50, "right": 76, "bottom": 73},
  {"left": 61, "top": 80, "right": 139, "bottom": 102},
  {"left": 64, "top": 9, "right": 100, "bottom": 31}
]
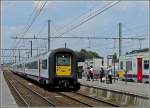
[{"left": 25, "top": 73, "right": 49, "bottom": 80}]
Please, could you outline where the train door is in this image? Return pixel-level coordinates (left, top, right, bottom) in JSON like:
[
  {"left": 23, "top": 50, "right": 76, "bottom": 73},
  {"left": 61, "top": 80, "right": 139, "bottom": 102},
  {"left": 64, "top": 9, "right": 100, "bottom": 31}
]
[{"left": 137, "top": 58, "right": 143, "bottom": 82}]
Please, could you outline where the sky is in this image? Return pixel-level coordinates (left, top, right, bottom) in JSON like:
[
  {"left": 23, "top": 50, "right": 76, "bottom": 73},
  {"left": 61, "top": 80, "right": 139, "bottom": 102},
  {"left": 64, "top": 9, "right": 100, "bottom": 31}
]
[{"left": 1, "top": 1, "right": 149, "bottom": 63}]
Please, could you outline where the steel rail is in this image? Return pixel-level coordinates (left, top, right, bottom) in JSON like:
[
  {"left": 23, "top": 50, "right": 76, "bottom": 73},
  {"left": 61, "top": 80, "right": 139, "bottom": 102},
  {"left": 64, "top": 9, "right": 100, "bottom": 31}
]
[
  {"left": 4, "top": 73, "right": 29, "bottom": 107},
  {"left": 4, "top": 72, "right": 55, "bottom": 107},
  {"left": 73, "top": 91, "right": 120, "bottom": 107},
  {"left": 56, "top": 92, "right": 93, "bottom": 107},
  {"left": 12, "top": 76, "right": 56, "bottom": 107}
]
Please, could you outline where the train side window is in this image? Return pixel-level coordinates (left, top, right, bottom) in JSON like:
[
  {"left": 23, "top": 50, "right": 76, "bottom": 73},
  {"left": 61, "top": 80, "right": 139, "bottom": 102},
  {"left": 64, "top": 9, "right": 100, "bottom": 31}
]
[
  {"left": 120, "top": 61, "right": 123, "bottom": 69},
  {"left": 32, "top": 61, "right": 38, "bottom": 69},
  {"left": 90, "top": 62, "right": 93, "bottom": 65},
  {"left": 17, "top": 64, "right": 22, "bottom": 68},
  {"left": 25, "top": 62, "right": 38, "bottom": 69},
  {"left": 126, "top": 61, "right": 132, "bottom": 71},
  {"left": 25, "top": 63, "right": 29, "bottom": 69},
  {"left": 144, "top": 60, "right": 149, "bottom": 70},
  {"left": 42, "top": 59, "right": 47, "bottom": 69}
]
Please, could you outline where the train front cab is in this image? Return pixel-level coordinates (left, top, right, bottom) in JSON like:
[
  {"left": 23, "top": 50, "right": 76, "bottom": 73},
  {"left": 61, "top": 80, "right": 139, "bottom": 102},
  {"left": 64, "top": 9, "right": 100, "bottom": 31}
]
[{"left": 48, "top": 48, "right": 80, "bottom": 91}]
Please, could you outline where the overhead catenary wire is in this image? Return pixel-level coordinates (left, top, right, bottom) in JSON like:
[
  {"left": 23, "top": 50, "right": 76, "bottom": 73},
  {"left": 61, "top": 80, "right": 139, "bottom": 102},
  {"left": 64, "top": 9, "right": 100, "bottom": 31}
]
[
  {"left": 11, "top": 1, "right": 120, "bottom": 57},
  {"left": 12, "top": 1, "right": 41, "bottom": 49},
  {"left": 51, "top": 3, "right": 102, "bottom": 36},
  {"left": 52, "top": 2, "right": 113, "bottom": 37},
  {"left": 46, "top": 0, "right": 145, "bottom": 53},
  {"left": 21, "top": 1, "right": 47, "bottom": 37},
  {"left": 23, "top": 0, "right": 42, "bottom": 35},
  {"left": 20, "top": 0, "right": 42, "bottom": 51},
  {"left": 13, "top": 1, "right": 47, "bottom": 49},
  {"left": 6, "top": 1, "right": 148, "bottom": 63},
  {"left": 44, "top": 4, "right": 104, "bottom": 46},
  {"left": 4, "top": 1, "right": 47, "bottom": 64},
  {"left": 53, "top": 1, "right": 121, "bottom": 38},
  {"left": 35, "top": 21, "right": 47, "bottom": 52},
  {"left": 12, "top": 36, "right": 145, "bottom": 40},
  {"left": 11, "top": 1, "right": 47, "bottom": 60},
  {"left": 42, "top": 2, "right": 117, "bottom": 39}
]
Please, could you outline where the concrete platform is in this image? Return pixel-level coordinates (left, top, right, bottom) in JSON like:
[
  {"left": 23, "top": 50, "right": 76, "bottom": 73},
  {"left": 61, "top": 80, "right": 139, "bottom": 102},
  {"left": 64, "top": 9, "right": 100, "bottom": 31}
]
[
  {"left": 78, "top": 77, "right": 149, "bottom": 98},
  {"left": 0, "top": 70, "right": 17, "bottom": 107}
]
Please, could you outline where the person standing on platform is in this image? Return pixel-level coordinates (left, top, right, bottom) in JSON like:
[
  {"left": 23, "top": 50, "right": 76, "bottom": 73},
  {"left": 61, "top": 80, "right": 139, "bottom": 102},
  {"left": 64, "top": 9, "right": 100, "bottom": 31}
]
[
  {"left": 89, "top": 66, "right": 94, "bottom": 81},
  {"left": 86, "top": 67, "right": 90, "bottom": 81},
  {"left": 100, "top": 67, "right": 105, "bottom": 82},
  {"left": 108, "top": 68, "right": 112, "bottom": 84}
]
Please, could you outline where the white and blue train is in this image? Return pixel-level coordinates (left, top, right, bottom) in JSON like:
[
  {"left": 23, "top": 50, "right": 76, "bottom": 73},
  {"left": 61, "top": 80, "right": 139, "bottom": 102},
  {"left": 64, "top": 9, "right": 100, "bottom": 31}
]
[{"left": 11, "top": 48, "right": 80, "bottom": 91}]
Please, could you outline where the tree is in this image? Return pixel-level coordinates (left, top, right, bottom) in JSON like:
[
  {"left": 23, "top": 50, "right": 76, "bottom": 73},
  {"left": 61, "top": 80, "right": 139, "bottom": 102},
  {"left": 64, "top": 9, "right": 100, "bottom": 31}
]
[{"left": 76, "top": 49, "right": 102, "bottom": 62}]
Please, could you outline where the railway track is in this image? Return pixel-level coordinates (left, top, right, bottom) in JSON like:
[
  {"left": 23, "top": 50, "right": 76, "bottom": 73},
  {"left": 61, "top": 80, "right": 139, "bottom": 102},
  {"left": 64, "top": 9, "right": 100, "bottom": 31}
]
[
  {"left": 57, "top": 92, "right": 120, "bottom": 107},
  {"left": 57, "top": 92, "right": 93, "bottom": 107},
  {"left": 3, "top": 71, "right": 91, "bottom": 107},
  {"left": 4, "top": 71, "right": 121, "bottom": 107},
  {"left": 5, "top": 78, "right": 29, "bottom": 107},
  {"left": 4, "top": 72, "right": 55, "bottom": 107}
]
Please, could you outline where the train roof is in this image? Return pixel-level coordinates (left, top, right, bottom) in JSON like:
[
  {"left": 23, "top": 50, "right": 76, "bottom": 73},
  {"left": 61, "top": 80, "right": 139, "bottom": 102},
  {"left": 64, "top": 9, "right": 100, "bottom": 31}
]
[
  {"left": 24, "top": 48, "right": 75, "bottom": 63},
  {"left": 119, "top": 48, "right": 149, "bottom": 59},
  {"left": 125, "top": 48, "right": 149, "bottom": 55}
]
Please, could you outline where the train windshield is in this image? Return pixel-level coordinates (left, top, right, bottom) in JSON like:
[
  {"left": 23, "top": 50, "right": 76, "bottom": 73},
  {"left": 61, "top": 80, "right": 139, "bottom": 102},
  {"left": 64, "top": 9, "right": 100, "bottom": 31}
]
[{"left": 56, "top": 54, "right": 71, "bottom": 66}]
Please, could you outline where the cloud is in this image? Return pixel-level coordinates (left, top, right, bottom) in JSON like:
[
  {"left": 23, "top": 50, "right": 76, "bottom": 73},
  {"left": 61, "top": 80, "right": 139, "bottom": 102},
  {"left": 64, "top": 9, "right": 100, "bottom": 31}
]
[
  {"left": 32, "top": 1, "right": 53, "bottom": 9},
  {"left": 32, "top": 1, "right": 44, "bottom": 9},
  {"left": 113, "top": 1, "right": 149, "bottom": 11},
  {"left": 110, "top": 1, "right": 132, "bottom": 11}
]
